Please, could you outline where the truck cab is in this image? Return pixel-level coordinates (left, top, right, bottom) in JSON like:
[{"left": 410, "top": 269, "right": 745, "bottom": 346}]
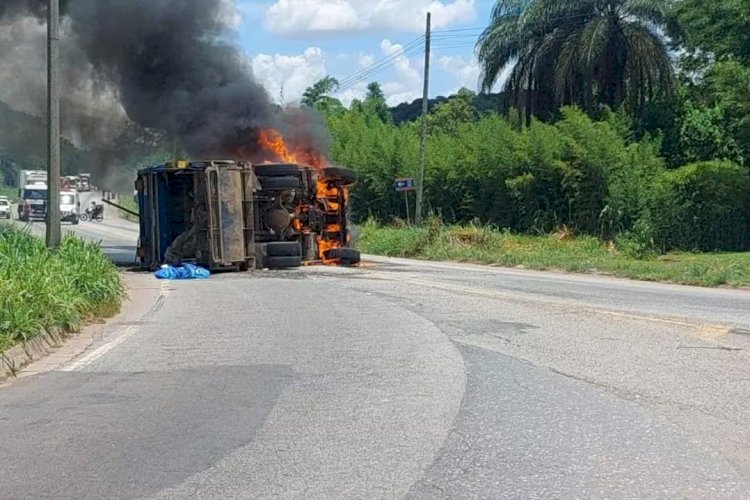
[
  {"left": 135, "top": 160, "right": 360, "bottom": 271},
  {"left": 78, "top": 173, "right": 92, "bottom": 192},
  {"left": 19, "top": 184, "right": 48, "bottom": 222}
]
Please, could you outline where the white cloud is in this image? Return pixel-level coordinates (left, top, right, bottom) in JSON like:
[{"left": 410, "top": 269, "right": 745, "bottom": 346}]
[
  {"left": 379, "top": 39, "right": 422, "bottom": 105},
  {"left": 438, "top": 55, "right": 480, "bottom": 92},
  {"left": 335, "top": 39, "right": 423, "bottom": 106},
  {"left": 265, "top": 0, "right": 475, "bottom": 37},
  {"left": 336, "top": 81, "right": 369, "bottom": 106},
  {"left": 358, "top": 53, "right": 375, "bottom": 68},
  {"left": 248, "top": 39, "right": 433, "bottom": 108},
  {"left": 251, "top": 47, "right": 328, "bottom": 104}
]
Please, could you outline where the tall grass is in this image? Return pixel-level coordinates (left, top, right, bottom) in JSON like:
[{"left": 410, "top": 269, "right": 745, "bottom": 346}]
[
  {"left": 0, "top": 225, "right": 124, "bottom": 352},
  {"left": 357, "top": 219, "right": 750, "bottom": 288}
]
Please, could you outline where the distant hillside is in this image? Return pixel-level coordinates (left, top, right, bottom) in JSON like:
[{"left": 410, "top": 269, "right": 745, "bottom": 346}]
[
  {"left": 0, "top": 101, "right": 92, "bottom": 186},
  {"left": 390, "top": 92, "right": 505, "bottom": 124}
]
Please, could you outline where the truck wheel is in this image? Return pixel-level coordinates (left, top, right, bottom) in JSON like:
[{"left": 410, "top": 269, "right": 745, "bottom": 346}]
[
  {"left": 265, "top": 255, "right": 302, "bottom": 269},
  {"left": 266, "top": 241, "right": 302, "bottom": 257},
  {"left": 324, "top": 248, "right": 361, "bottom": 266},
  {"left": 259, "top": 176, "right": 301, "bottom": 191},
  {"left": 72, "top": 217, "right": 79, "bottom": 225},
  {"left": 254, "top": 163, "right": 302, "bottom": 177},
  {"left": 320, "top": 167, "right": 357, "bottom": 186}
]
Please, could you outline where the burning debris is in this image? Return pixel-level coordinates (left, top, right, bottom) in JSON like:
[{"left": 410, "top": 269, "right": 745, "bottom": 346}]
[
  {"left": 2, "top": 1, "right": 359, "bottom": 269},
  {"left": 135, "top": 159, "right": 359, "bottom": 271},
  {"left": 254, "top": 129, "right": 354, "bottom": 264}
]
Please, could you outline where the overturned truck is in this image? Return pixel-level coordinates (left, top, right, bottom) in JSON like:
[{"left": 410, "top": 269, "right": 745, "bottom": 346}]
[{"left": 135, "top": 161, "right": 361, "bottom": 271}]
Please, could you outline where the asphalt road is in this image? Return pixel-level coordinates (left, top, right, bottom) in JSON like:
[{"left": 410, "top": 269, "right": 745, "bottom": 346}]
[{"left": 1, "top": 209, "right": 749, "bottom": 499}]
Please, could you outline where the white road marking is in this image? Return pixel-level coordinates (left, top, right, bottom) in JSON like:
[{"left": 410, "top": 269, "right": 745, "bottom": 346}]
[
  {"left": 59, "top": 325, "right": 137, "bottom": 372},
  {"left": 60, "top": 280, "right": 172, "bottom": 372}
]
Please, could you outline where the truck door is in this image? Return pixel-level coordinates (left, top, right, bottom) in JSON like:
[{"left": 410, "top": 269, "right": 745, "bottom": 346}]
[{"left": 204, "top": 164, "right": 247, "bottom": 267}]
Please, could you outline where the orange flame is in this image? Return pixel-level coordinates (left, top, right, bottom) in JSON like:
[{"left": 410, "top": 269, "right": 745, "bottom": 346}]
[
  {"left": 257, "top": 129, "right": 327, "bottom": 169},
  {"left": 257, "top": 128, "right": 350, "bottom": 265}
]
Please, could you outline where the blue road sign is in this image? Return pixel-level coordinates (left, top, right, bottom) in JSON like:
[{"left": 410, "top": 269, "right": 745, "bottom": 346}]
[{"left": 395, "top": 178, "right": 416, "bottom": 191}]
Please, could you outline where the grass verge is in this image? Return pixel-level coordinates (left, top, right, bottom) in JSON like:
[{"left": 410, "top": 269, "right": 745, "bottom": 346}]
[
  {"left": 0, "top": 225, "right": 125, "bottom": 353},
  {"left": 357, "top": 219, "right": 750, "bottom": 288}
]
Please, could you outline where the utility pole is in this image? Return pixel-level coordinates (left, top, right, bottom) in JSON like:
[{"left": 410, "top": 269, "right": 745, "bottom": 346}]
[
  {"left": 46, "top": 0, "right": 61, "bottom": 249},
  {"left": 415, "top": 12, "right": 431, "bottom": 225}
]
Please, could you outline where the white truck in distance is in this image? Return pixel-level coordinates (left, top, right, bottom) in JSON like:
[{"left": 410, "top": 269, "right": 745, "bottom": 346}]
[
  {"left": 18, "top": 170, "right": 48, "bottom": 222},
  {"left": 78, "top": 173, "right": 92, "bottom": 192}
]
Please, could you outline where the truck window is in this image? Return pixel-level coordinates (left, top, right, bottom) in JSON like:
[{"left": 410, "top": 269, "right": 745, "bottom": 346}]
[
  {"left": 60, "top": 194, "right": 76, "bottom": 205},
  {"left": 23, "top": 189, "right": 47, "bottom": 200}
]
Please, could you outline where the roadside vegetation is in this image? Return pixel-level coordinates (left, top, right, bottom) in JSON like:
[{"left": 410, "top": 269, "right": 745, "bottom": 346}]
[
  {"left": 294, "top": 0, "right": 750, "bottom": 284},
  {"left": 117, "top": 196, "right": 139, "bottom": 223},
  {"left": 0, "top": 185, "right": 16, "bottom": 201},
  {"left": 358, "top": 219, "right": 750, "bottom": 288},
  {"left": 0, "top": 225, "right": 124, "bottom": 353}
]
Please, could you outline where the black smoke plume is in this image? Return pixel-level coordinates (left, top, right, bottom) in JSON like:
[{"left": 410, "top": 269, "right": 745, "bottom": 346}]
[{"left": 0, "top": 0, "right": 326, "bottom": 163}]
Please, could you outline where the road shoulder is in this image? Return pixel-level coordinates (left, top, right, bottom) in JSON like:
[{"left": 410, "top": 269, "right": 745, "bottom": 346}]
[{"left": 1, "top": 272, "right": 163, "bottom": 384}]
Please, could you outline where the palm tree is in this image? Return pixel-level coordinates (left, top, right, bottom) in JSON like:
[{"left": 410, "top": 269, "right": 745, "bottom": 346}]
[
  {"left": 301, "top": 76, "right": 340, "bottom": 108},
  {"left": 476, "top": 0, "right": 674, "bottom": 122}
]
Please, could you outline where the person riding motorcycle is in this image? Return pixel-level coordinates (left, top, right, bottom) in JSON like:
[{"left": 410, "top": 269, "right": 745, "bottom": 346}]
[{"left": 83, "top": 201, "right": 104, "bottom": 220}]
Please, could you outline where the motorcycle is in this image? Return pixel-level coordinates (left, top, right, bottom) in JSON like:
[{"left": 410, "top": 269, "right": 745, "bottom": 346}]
[{"left": 79, "top": 204, "right": 104, "bottom": 222}]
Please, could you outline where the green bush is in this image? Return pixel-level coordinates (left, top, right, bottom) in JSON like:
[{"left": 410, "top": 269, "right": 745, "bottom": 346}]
[
  {"left": 0, "top": 226, "right": 124, "bottom": 352},
  {"left": 648, "top": 160, "right": 750, "bottom": 251},
  {"left": 333, "top": 103, "right": 749, "bottom": 252}
]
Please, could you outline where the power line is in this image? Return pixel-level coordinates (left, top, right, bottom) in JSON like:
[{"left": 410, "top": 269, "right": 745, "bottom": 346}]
[
  {"left": 430, "top": 43, "right": 477, "bottom": 50},
  {"left": 336, "top": 40, "right": 426, "bottom": 94},
  {"left": 337, "top": 36, "right": 423, "bottom": 85},
  {"left": 335, "top": 45, "right": 424, "bottom": 94},
  {"left": 336, "top": 45, "right": 425, "bottom": 94},
  {"left": 334, "top": 12, "right": 601, "bottom": 99},
  {"left": 430, "top": 11, "right": 600, "bottom": 35},
  {"left": 336, "top": 36, "right": 424, "bottom": 89}
]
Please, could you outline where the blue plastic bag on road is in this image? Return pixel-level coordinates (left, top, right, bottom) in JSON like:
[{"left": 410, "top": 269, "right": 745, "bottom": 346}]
[{"left": 154, "top": 263, "right": 211, "bottom": 280}]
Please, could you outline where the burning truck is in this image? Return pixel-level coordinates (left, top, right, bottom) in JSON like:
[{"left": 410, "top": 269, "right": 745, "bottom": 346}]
[{"left": 135, "top": 130, "right": 360, "bottom": 271}]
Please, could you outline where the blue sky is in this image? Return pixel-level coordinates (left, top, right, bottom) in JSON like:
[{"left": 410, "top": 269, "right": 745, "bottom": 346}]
[{"left": 229, "top": 0, "right": 496, "bottom": 106}]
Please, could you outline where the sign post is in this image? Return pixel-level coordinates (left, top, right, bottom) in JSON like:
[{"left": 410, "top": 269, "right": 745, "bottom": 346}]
[
  {"left": 404, "top": 191, "right": 411, "bottom": 224},
  {"left": 394, "top": 178, "right": 416, "bottom": 225}
]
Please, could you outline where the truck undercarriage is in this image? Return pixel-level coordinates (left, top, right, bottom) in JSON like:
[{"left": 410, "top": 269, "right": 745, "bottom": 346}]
[{"left": 136, "top": 161, "right": 360, "bottom": 271}]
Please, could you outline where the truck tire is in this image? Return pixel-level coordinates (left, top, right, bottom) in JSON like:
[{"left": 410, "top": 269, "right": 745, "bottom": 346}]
[
  {"left": 259, "top": 176, "right": 301, "bottom": 191},
  {"left": 265, "top": 255, "right": 302, "bottom": 269},
  {"left": 324, "top": 248, "right": 361, "bottom": 266},
  {"left": 320, "top": 167, "right": 357, "bottom": 186},
  {"left": 266, "top": 241, "right": 302, "bottom": 257},
  {"left": 254, "top": 163, "right": 301, "bottom": 177}
]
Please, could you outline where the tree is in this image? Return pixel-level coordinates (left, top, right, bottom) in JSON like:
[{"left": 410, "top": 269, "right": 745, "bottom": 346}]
[
  {"left": 476, "top": 0, "right": 675, "bottom": 122},
  {"left": 301, "top": 76, "right": 344, "bottom": 114},
  {"left": 668, "top": 0, "right": 750, "bottom": 66},
  {"left": 364, "top": 82, "right": 391, "bottom": 123},
  {"left": 428, "top": 88, "right": 476, "bottom": 135}
]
